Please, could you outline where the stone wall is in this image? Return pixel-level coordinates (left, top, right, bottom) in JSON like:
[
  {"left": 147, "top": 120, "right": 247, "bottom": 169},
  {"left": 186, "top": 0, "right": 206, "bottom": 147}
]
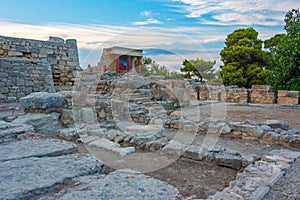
[
  {"left": 0, "top": 35, "right": 81, "bottom": 90},
  {"left": 277, "top": 90, "right": 300, "bottom": 105},
  {"left": 221, "top": 87, "right": 250, "bottom": 103},
  {"left": 147, "top": 78, "right": 197, "bottom": 107},
  {"left": 0, "top": 58, "right": 55, "bottom": 102},
  {"left": 250, "top": 85, "right": 276, "bottom": 104}
]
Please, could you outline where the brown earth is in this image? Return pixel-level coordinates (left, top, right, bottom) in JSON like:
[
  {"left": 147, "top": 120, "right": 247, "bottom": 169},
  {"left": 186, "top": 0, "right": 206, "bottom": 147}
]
[{"left": 146, "top": 157, "right": 237, "bottom": 199}]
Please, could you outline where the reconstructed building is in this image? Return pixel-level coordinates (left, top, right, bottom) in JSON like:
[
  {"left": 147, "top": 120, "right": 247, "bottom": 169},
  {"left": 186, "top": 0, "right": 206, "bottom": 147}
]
[{"left": 98, "top": 46, "right": 143, "bottom": 73}]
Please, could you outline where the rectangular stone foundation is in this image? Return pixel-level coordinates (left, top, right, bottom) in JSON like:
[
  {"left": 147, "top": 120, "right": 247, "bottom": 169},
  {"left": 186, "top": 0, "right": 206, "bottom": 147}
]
[
  {"left": 251, "top": 85, "right": 276, "bottom": 104},
  {"left": 277, "top": 90, "right": 299, "bottom": 104}
]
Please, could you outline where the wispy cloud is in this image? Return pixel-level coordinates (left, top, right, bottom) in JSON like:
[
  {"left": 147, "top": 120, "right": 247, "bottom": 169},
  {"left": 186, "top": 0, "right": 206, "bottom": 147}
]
[
  {"left": 132, "top": 10, "right": 163, "bottom": 25},
  {"left": 141, "top": 10, "right": 152, "bottom": 17},
  {"left": 132, "top": 18, "right": 163, "bottom": 25},
  {"left": 171, "top": 0, "right": 300, "bottom": 26},
  {"left": 0, "top": 19, "right": 285, "bottom": 68}
]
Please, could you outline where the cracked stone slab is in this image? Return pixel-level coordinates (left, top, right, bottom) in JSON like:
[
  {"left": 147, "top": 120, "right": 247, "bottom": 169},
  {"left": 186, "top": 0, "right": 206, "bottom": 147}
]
[
  {"left": 41, "top": 169, "right": 183, "bottom": 200},
  {"left": 162, "top": 140, "right": 188, "bottom": 155},
  {"left": 12, "top": 112, "right": 61, "bottom": 132},
  {"left": 0, "top": 139, "right": 78, "bottom": 162},
  {"left": 0, "top": 154, "right": 103, "bottom": 200},
  {"left": 0, "top": 122, "right": 34, "bottom": 144},
  {"left": 269, "top": 149, "right": 300, "bottom": 161},
  {"left": 88, "top": 138, "right": 136, "bottom": 156}
]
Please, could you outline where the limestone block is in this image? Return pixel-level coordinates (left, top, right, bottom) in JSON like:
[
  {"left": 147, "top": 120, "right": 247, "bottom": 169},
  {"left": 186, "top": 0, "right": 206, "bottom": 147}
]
[
  {"left": 0, "top": 154, "right": 103, "bottom": 200},
  {"left": 262, "top": 120, "right": 289, "bottom": 130},
  {"left": 81, "top": 107, "right": 96, "bottom": 123},
  {"left": 57, "top": 128, "right": 79, "bottom": 141},
  {"left": 88, "top": 138, "right": 135, "bottom": 156},
  {"left": 8, "top": 51, "right": 23, "bottom": 57},
  {"left": 60, "top": 109, "right": 75, "bottom": 125},
  {"left": 12, "top": 112, "right": 61, "bottom": 132},
  {"left": 19, "top": 92, "right": 67, "bottom": 110},
  {"left": 231, "top": 124, "right": 264, "bottom": 139},
  {"left": 0, "top": 138, "right": 77, "bottom": 162}
]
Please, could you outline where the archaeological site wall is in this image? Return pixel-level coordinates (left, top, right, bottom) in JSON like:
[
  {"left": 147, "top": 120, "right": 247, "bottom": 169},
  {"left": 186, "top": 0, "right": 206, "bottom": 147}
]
[
  {"left": 193, "top": 83, "right": 299, "bottom": 105},
  {"left": 0, "top": 35, "right": 81, "bottom": 102}
]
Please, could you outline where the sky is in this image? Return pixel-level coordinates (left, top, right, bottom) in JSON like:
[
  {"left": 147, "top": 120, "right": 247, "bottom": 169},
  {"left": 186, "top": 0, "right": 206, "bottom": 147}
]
[{"left": 0, "top": 0, "right": 299, "bottom": 70}]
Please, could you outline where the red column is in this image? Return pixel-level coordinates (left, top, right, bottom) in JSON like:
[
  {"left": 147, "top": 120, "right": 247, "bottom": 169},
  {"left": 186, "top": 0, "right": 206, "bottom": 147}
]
[
  {"left": 138, "top": 58, "right": 141, "bottom": 73},
  {"left": 127, "top": 57, "right": 131, "bottom": 72},
  {"left": 116, "top": 57, "right": 119, "bottom": 72}
]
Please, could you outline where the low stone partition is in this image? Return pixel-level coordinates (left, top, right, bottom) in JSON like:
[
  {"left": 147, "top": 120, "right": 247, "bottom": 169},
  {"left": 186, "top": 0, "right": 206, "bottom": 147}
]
[
  {"left": 251, "top": 85, "right": 276, "bottom": 104},
  {"left": 208, "top": 149, "right": 300, "bottom": 199},
  {"left": 277, "top": 90, "right": 300, "bottom": 104},
  {"left": 221, "top": 87, "right": 250, "bottom": 103},
  {"left": 165, "top": 115, "right": 300, "bottom": 150}
]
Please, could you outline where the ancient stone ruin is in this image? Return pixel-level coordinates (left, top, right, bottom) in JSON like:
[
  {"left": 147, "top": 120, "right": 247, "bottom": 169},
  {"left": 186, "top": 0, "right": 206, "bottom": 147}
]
[
  {"left": 0, "top": 35, "right": 81, "bottom": 102},
  {"left": 0, "top": 35, "right": 300, "bottom": 200}
]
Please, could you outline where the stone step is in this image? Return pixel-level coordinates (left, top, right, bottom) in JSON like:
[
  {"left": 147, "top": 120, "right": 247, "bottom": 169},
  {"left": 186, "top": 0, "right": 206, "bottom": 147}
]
[
  {"left": 0, "top": 138, "right": 77, "bottom": 162},
  {"left": 0, "top": 121, "right": 34, "bottom": 143},
  {"left": 144, "top": 101, "right": 158, "bottom": 107},
  {"left": 0, "top": 153, "right": 103, "bottom": 200},
  {"left": 129, "top": 97, "right": 152, "bottom": 103},
  {"left": 41, "top": 169, "right": 182, "bottom": 199},
  {"left": 88, "top": 138, "right": 135, "bottom": 156},
  {"left": 99, "top": 123, "right": 116, "bottom": 129}
]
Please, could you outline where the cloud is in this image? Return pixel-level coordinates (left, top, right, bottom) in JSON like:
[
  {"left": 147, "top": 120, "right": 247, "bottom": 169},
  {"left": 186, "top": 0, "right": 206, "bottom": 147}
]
[
  {"left": 171, "top": 0, "right": 300, "bottom": 26},
  {"left": 132, "top": 18, "right": 163, "bottom": 25},
  {"left": 141, "top": 10, "right": 152, "bottom": 17},
  {"left": 0, "top": 19, "right": 285, "bottom": 69}
]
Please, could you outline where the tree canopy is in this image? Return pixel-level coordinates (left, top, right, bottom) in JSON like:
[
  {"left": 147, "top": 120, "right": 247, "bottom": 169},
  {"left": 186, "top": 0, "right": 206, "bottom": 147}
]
[
  {"left": 180, "top": 58, "right": 216, "bottom": 82},
  {"left": 219, "top": 28, "right": 271, "bottom": 88},
  {"left": 269, "top": 9, "right": 300, "bottom": 91},
  {"left": 141, "top": 57, "right": 184, "bottom": 79}
]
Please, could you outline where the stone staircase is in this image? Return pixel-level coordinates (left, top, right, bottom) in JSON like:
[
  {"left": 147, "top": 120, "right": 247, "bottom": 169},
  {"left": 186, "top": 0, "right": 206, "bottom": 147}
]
[{"left": 70, "top": 70, "right": 170, "bottom": 126}]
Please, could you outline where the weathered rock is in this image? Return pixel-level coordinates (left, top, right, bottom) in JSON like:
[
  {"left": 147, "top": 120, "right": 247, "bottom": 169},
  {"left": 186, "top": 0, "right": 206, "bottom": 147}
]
[
  {"left": 42, "top": 169, "right": 183, "bottom": 200},
  {"left": 0, "top": 154, "right": 103, "bottom": 200},
  {"left": 88, "top": 138, "right": 135, "bottom": 156},
  {"left": 169, "top": 110, "right": 184, "bottom": 119},
  {"left": 260, "top": 132, "right": 280, "bottom": 145},
  {"left": 262, "top": 120, "right": 289, "bottom": 131},
  {"left": 0, "top": 138, "right": 77, "bottom": 162},
  {"left": 231, "top": 124, "right": 264, "bottom": 140},
  {"left": 114, "top": 135, "right": 124, "bottom": 143},
  {"left": 277, "top": 90, "right": 300, "bottom": 105},
  {"left": 81, "top": 107, "right": 96, "bottom": 123},
  {"left": 143, "top": 138, "right": 169, "bottom": 151},
  {"left": 60, "top": 109, "right": 74, "bottom": 125},
  {"left": 288, "top": 138, "right": 300, "bottom": 149},
  {"left": 0, "top": 121, "right": 34, "bottom": 143},
  {"left": 208, "top": 149, "right": 299, "bottom": 200},
  {"left": 19, "top": 92, "right": 66, "bottom": 111},
  {"left": 78, "top": 135, "right": 101, "bottom": 144},
  {"left": 56, "top": 128, "right": 79, "bottom": 141},
  {"left": 3, "top": 115, "right": 17, "bottom": 122},
  {"left": 183, "top": 145, "right": 207, "bottom": 161},
  {"left": 214, "top": 152, "right": 243, "bottom": 170},
  {"left": 12, "top": 112, "right": 61, "bottom": 132},
  {"left": 105, "top": 129, "right": 126, "bottom": 141},
  {"left": 162, "top": 140, "right": 188, "bottom": 155},
  {"left": 0, "top": 94, "right": 6, "bottom": 100},
  {"left": 269, "top": 149, "right": 300, "bottom": 161}
]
